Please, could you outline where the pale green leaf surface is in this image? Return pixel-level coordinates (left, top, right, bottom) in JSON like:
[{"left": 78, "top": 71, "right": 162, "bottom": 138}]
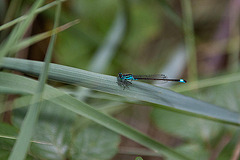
[
  {"left": 0, "top": 123, "right": 18, "bottom": 159},
  {"left": 1, "top": 58, "right": 240, "bottom": 125},
  {"left": 0, "top": 123, "right": 18, "bottom": 138},
  {"left": 175, "top": 143, "right": 208, "bottom": 160},
  {"left": 1, "top": 104, "right": 74, "bottom": 160},
  {"left": 0, "top": 123, "right": 18, "bottom": 151},
  {"left": 0, "top": 72, "right": 190, "bottom": 160},
  {"left": 0, "top": 150, "right": 9, "bottom": 160},
  {"left": 29, "top": 104, "right": 74, "bottom": 160},
  {"left": 71, "top": 125, "right": 120, "bottom": 160},
  {"left": 152, "top": 108, "right": 222, "bottom": 140}
]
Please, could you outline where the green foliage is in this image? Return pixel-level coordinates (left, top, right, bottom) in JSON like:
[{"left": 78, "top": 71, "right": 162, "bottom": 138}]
[
  {"left": 71, "top": 125, "right": 120, "bottom": 160},
  {"left": 135, "top": 156, "right": 144, "bottom": 160},
  {"left": 0, "top": 0, "right": 239, "bottom": 160}
]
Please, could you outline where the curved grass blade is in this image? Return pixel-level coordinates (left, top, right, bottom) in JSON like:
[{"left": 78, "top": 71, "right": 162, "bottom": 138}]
[
  {"left": 9, "top": 19, "right": 79, "bottom": 55},
  {"left": 1, "top": 58, "right": 240, "bottom": 126}
]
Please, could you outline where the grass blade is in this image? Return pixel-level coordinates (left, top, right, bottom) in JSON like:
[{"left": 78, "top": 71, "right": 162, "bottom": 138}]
[
  {"left": 8, "top": 19, "right": 79, "bottom": 55},
  {"left": 1, "top": 58, "right": 240, "bottom": 125}
]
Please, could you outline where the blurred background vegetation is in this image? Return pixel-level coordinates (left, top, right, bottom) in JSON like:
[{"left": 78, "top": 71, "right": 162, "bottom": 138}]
[{"left": 0, "top": 0, "right": 240, "bottom": 160}]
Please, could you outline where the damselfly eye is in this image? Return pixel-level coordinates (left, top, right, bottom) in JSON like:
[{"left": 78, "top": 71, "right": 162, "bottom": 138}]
[{"left": 118, "top": 73, "right": 123, "bottom": 78}]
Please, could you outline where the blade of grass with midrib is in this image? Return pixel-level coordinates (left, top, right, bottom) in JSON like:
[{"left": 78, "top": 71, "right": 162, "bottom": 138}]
[{"left": 1, "top": 57, "right": 240, "bottom": 126}]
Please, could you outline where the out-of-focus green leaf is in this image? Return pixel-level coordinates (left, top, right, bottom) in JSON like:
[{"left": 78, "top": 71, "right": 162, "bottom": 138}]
[
  {"left": 0, "top": 123, "right": 18, "bottom": 138},
  {"left": 135, "top": 156, "right": 144, "bottom": 160},
  {"left": 175, "top": 143, "right": 209, "bottom": 160},
  {"left": 29, "top": 103, "right": 75, "bottom": 160},
  {"left": 0, "top": 150, "right": 10, "bottom": 160},
  {"left": 70, "top": 125, "right": 120, "bottom": 160},
  {"left": 0, "top": 123, "right": 18, "bottom": 151},
  {"left": 151, "top": 109, "right": 221, "bottom": 140},
  {"left": 181, "top": 0, "right": 198, "bottom": 81},
  {"left": 0, "top": 123, "right": 33, "bottom": 160},
  {"left": 88, "top": 5, "right": 127, "bottom": 72},
  {"left": 217, "top": 131, "right": 240, "bottom": 160},
  {"left": 75, "top": 2, "right": 127, "bottom": 100}
]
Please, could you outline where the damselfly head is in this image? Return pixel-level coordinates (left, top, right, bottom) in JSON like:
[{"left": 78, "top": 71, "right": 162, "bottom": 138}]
[{"left": 118, "top": 73, "right": 123, "bottom": 78}]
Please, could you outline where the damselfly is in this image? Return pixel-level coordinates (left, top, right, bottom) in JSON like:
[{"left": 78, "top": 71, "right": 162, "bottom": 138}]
[{"left": 117, "top": 73, "right": 187, "bottom": 89}]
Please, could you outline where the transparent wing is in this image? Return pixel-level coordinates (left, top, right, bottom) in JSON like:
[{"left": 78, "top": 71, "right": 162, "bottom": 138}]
[{"left": 132, "top": 74, "right": 168, "bottom": 80}]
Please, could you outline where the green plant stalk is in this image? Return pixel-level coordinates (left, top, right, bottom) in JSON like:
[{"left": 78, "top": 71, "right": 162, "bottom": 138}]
[
  {"left": 227, "top": 27, "right": 240, "bottom": 72},
  {"left": 181, "top": 0, "right": 198, "bottom": 81},
  {"left": 8, "top": 2, "right": 61, "bottom": 160}
]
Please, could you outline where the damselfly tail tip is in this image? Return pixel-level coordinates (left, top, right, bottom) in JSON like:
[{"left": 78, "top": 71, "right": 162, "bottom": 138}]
[{"left": 179, "top": 79, "right": 187, "bottom": 83}]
